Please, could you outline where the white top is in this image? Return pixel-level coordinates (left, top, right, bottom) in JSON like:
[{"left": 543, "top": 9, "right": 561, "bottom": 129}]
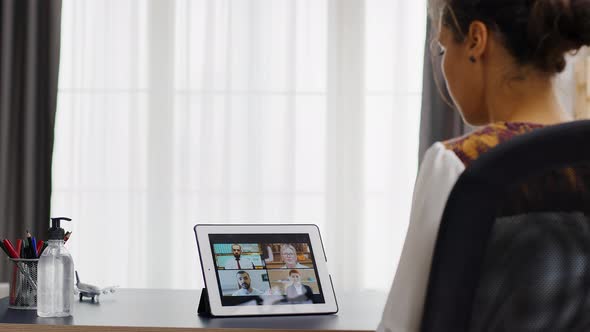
[
  {"left": 224, "top": 257, "right": 255, "bottom": 270},
  {"left": 293, "top": 284, "right": 304, "bottom": 295},
  {"left": 282, "top": 263, "right": 309, "bottom": 269},
  {"left": 232, "top": 287, "right": 264, "bottom": 296},
  {"left": 378, "top": 142, "right": 465, "bottom": 332}
]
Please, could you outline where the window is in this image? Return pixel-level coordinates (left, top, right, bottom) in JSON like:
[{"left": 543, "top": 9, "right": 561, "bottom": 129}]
[{"left": 53, "top": 0, "right": 426, "bottom": 290}]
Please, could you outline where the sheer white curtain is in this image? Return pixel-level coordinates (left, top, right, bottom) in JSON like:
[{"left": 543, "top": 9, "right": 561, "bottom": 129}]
[{"left": 52, "top": 0, "right": 425, "bottom": 291}]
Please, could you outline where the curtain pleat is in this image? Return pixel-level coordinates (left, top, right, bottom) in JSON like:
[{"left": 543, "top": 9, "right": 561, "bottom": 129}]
[{"left": 0, "top": 0, "right": 61, "bottom": 281}]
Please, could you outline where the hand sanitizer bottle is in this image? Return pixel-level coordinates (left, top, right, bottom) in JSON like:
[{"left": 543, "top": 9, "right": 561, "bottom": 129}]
[{"left": 37, "top": 217, "right": 75, "bottom": 317}]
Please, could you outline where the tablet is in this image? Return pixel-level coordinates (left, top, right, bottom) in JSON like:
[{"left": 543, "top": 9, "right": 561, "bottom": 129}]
[{"left": 194, "top": 224, "right": 338, "bottom": 317}]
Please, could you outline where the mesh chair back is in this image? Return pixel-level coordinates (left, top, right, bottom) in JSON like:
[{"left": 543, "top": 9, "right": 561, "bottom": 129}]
[{"left": 420, "top": 120, "right": 590, "bottom": 332}]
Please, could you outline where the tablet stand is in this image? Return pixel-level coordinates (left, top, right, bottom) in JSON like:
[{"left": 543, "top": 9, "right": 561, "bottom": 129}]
[
  {"left": 197, "top": 288, "right": 264, "bottom": 316},
  {"left": 197, "top": 288, "right": 212, "bottom": 316}
]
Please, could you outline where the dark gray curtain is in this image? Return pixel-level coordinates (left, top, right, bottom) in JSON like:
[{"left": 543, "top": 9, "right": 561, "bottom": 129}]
[
  {"left": 0, "top": 0, "right": 62, "bottom": 281},
  {"left": 419, "top": 19, "right": 468, "bottom": 164}
]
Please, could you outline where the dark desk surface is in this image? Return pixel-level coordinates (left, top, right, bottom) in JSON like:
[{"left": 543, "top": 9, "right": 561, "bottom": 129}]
[{"left": 0, "top": 288, "right": 387, "bottom": 332}]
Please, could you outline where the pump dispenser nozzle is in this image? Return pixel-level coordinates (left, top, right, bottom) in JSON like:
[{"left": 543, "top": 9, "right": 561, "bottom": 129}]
[{"left": 48, "top": 217, "right": 72, "bottom": 240}]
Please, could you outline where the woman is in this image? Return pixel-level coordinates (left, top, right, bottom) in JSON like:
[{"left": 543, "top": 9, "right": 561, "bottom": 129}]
[
  {"left": 285, "top": 269, "right": 314, "bottom": 303},
  {"left": 280, "top": 244, "right": 309, "bottom": 269},
  {"left": 378, "top": 0, "right": 590, "bottom": 331}
]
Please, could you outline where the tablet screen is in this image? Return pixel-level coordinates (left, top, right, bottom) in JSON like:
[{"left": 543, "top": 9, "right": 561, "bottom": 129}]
[{"left": 209, "top": 233, "right": 325, "bottom": 306}]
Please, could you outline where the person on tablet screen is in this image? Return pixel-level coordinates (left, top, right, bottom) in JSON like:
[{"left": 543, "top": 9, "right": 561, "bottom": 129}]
[
  {"left": 280, "top": 244, "right": 309, "bottom": 269},
  {"left": 285, "top": 270, "right": 313, "bottom": 303},
  {"left": 224, "top": 244, "right": 255, "bottom": 269},
  {"left": 232, "top": 271, "right": 264, "bottom": 296}
]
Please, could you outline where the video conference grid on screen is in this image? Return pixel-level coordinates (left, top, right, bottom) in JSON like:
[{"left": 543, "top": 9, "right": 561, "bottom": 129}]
[{"left": 209, "top": 233, "right": 326, "bottom": 306}]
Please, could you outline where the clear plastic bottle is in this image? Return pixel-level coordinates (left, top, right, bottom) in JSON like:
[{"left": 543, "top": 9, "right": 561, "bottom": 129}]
[{"left": 37, "top": 217, "right": 75, "bottom": 317}]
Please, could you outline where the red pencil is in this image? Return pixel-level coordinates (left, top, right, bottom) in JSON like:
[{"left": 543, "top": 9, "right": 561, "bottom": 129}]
[
  {"left": 2, "top": 239, "right": 20, "bottom": 259},
  {"left": 15, "top": 239, "right": 22, "bottom": 259},
  {"left": 36, "top": 240, "right": 44, "bottom": 256}
]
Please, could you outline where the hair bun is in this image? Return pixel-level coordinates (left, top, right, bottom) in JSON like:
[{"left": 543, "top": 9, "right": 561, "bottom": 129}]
[{"left": 528, "top": 0, "right": 590, "bottom": 73}]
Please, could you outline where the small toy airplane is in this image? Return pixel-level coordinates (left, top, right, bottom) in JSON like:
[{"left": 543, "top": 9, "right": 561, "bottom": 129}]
[{"left": 75, "top": 271, "right": 118, "bottom": 303}]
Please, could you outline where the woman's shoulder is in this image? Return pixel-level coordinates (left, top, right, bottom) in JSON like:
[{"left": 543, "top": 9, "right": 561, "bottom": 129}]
[{"left": 442, "top": 122, "right": 545, "bottom": 167}]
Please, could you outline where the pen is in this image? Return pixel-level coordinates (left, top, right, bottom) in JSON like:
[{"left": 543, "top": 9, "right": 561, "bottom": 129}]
[
  {"left": 23, "top": 240, "right": 30, "bottom": 259},
  {"left": 36, "top": 240, "right": 44, "bottom": 256},
  {"left": 2, "top": 239, "right": 20, "bottom": 259},
  {"left": 64, "top": 231, "right": 72, "bottom": 243},
  {"left": 16, "top": 239, "right": 23, "bottom": 259},
  {"left": 26, "top": 230, "right": 34, "bottom": 258},
  {"left": 31, "top": 236, "right": 38, "bottom": 258}
]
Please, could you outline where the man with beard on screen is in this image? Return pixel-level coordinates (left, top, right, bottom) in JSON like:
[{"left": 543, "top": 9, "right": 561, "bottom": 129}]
[{"left": 232, "top": 271, "right": 264, "bottom": 296}]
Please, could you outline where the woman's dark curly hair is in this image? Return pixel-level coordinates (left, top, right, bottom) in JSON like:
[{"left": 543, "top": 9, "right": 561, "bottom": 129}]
[{"left": 429, "top": 0, "right": 590, "bottom": 74}]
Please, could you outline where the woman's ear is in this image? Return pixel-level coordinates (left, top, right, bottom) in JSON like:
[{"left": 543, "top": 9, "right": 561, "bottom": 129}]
[{"left": 466, "top": 21, "right": 488, "bottom": 61}]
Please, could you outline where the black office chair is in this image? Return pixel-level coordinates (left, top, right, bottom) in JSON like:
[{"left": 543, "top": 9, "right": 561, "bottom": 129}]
[{"left": 420, "top": 120, "right": 590, "bottom": 332}]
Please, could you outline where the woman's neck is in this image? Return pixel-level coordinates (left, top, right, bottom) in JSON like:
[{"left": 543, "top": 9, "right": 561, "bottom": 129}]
[{"left": 486, "top": 75, "right": 572, "bottom": 125}]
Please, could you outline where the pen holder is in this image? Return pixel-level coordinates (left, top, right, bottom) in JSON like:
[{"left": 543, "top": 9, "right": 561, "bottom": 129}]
[{"left": 8, "top": 258, "right": 38, "bottom": 310}]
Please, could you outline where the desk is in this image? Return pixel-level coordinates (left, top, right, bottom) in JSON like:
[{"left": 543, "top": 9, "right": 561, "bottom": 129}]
[{"left": 0, "top": 289, "right": 386, "bottom": 332}]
